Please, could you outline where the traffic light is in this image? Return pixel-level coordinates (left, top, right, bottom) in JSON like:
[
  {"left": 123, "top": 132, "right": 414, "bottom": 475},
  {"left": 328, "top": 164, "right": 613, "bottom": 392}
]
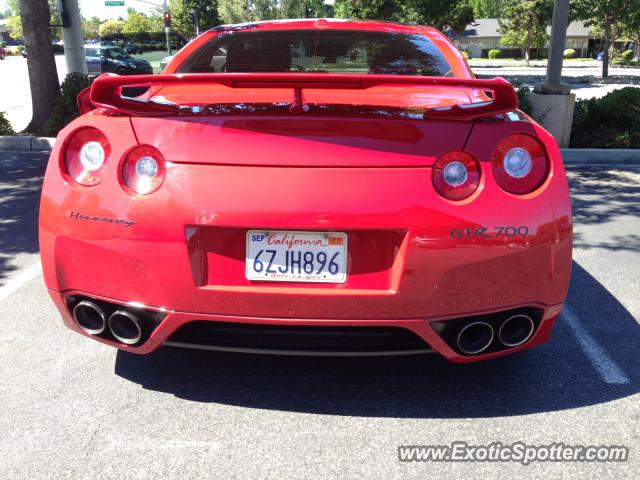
[
  {"left": 164, "top": 12, "right": 172, "bottom": 28},
  {"left": 188, "top": 11, "right": 198, "bottom": 27}
]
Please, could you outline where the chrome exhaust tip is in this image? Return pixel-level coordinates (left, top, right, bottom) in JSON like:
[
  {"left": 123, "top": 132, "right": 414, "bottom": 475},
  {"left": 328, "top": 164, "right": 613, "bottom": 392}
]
[
  {"left": 72, "top": 301, "right": 106, "bottom": 335},
  {"left": 108, "top": 310, "right": 142, "bottom": 345},
  {"left": 498, "top": 314, "right": 535, "bottom": 347},
  {"left": 456, "top": 321, "right": 494, "bottom": 355}
]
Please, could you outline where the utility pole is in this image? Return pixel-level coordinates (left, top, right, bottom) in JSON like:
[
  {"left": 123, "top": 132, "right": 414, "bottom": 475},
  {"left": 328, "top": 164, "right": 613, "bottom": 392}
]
[
  {"left": 543, "top": 0, "right": 570, "bottom": 91},
  {"left": 529, "top": 0, "right": 574, "bottom": 147},
  {"left": 163, "top": 0, "right": 172, "bottom": 56},
  {"left": 189, "top": 10, "right": 199, "bottom": 37},
  {"left": 60, "top": 0, "right": 87, "bottom": 74}
]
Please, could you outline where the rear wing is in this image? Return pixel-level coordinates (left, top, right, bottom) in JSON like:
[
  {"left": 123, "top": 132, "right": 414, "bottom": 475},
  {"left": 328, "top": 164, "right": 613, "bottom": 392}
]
[{"left": 86, "top": 73, "right": 519, "bottom": 121}]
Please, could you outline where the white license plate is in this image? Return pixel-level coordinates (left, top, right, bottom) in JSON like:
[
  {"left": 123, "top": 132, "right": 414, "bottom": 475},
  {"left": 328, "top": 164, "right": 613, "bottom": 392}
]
[{"left": 246, "top": 230, "right": 348, "bottom": 283}]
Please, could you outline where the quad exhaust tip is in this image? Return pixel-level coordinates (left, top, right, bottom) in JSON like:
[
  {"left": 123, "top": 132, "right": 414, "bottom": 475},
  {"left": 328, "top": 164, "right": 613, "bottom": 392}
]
[
  {"left": 73, "top": 301, "right": 106, "bottom": 335},
  {"left": 108, "top": 310, "right": 142, "bottom": 345},
  {"left": 498, "top": 314, "right": 535, "bottom": 347},
  {"left": 456, "top": 321, "right": 494, "bottom": 355}
]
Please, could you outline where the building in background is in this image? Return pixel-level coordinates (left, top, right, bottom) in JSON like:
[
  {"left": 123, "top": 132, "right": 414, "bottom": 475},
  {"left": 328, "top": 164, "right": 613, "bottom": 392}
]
[{"left": 455, "top": 18, "right": 596, "bottom": 59}]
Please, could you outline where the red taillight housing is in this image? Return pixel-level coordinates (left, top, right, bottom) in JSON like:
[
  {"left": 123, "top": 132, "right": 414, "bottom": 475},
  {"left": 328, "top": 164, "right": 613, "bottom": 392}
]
[
  {"left": 64, "top": 128, "right": 110, "bottom": 186},
  {"left": 432, "top": 150, "right": 481, "bottom": 201},
  {"left": 492, "top": 134, "right": 549, "bottom": 195},
  {"left": 121, "top": 145, "right": 166, "bottom": 195}
]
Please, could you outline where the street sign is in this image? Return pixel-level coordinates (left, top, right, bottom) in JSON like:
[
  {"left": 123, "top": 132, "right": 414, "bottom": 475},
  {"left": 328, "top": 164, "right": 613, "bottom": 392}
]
[{"left": 104, "top": 1, "right": 125, "bottom": 6}]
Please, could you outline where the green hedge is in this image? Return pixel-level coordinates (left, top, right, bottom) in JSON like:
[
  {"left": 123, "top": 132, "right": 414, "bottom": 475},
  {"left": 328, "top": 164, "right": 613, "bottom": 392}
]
[
  {"left": 621, "top": 50, "right": 634, "bottom": 62},
  {"left": 510, "top": 80, "right": 532, "bottom": 115},
  {"left": 563, "top": 49, "right": 576, "bottom": 59},
  {"left": 488, "top": 49, "right": 501, "bottom": 59},
  {"left": 571, "top": 87, "right": 640, "bottom": 148},
  {"left": 43, "top": 73, "right": 93, "bottom": 137}
]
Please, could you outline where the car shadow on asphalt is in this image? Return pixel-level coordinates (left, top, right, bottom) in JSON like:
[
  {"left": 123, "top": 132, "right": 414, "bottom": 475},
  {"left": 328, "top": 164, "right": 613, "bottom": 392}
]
[
  {"left": 0, "top": 153, "right": 46, "bottom": 286},
  {"left": 115, "top": 260, "right": 640, "bottom": 418},
  {"left": 567, "top": 166, "right": 640, "bottom": 252}
]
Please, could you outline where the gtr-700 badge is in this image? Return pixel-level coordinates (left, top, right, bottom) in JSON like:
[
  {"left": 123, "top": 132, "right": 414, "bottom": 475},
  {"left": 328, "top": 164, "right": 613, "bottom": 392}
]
[{"left": 450, "top": 226, "right": 529, "bottom": 238}]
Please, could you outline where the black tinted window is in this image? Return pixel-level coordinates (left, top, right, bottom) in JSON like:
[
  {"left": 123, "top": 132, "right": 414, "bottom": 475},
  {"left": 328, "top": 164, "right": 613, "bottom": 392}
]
[{"left": 180, "top": 30, "right": 452, "bottom": 77}]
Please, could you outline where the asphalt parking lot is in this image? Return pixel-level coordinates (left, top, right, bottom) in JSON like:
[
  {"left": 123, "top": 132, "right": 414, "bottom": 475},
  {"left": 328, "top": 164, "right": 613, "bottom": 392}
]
[{"left": 0, "top": 152, "right": 638, "bottom": 479}]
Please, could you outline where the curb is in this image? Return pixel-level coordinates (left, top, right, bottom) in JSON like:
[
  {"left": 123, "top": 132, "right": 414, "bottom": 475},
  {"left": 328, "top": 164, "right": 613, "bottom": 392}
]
[
  {"left": 1, "top": 136, "right": 639, "bottom": 165},
  {"left": 560, "top": 149, "right": 640, "bottom": 164},
  {"left": 0, "top": 136, "right": 55, "bottom": 152}
]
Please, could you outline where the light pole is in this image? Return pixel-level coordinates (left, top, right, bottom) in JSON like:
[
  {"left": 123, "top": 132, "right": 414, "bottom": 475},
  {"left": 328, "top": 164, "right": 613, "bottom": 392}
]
[
  {"left": 163, "top": 0, "right": 172, "bottom": 56},
  {"left": 58, "top": 0, "right": 88, "bottom": 74}
]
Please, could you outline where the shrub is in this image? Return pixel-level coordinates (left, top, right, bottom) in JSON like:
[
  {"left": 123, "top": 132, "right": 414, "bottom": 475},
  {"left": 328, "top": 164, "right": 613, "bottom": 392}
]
[
  {"left": 0, "top": 111, "right": 15, "bottom": 135},
  {"left": 563, "top": 48, "right": 576, "bottom": 59},
  {"left": 571, "top": 87, "right": 640, "bottom": 148},
  {"left": 43, "top": 72, "right": 93, "bottom": 137},
  {"left": 511, "top": 80, "right": 532, "bottom": 115},
  {"left": 460, "top": 49, "right": 471, "bottom": 61},
  {"left": 620, "top": 50, "right": 634, "bottom": 62},
  {"left": 488, "top": 49, "right": 501, "bottom": 59}
]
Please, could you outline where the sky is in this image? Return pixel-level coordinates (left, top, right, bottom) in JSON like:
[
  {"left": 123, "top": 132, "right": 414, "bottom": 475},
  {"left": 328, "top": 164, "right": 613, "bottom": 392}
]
[
  {"left": 80, "top": 0, "right": 158, "bottom": 20},
  {"left": 1, "top": 0, "right": 335, "bottom": 22},
  {"left": 0, "top": 0, "right": 158, "bottom": 21}
]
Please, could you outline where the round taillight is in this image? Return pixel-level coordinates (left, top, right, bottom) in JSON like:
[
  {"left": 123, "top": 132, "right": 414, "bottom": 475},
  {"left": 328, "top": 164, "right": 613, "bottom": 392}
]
[
  {"left": 64, "top": 128, "right": 110, "bottom": 186},
  {"left": 492, "top": 134, "right": 549, "bottom": 194},
  {"left": 432, "top": 151, "right": 481, "bottom": 201},
  {"left": 121, "top": 145, "right": 166, "bottom": 195}
]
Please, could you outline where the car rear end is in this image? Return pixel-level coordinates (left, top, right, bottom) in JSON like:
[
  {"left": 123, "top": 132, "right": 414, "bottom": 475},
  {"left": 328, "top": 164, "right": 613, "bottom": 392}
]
[{"left": 40, "top": 20, "right": 572, "bottom": 362}]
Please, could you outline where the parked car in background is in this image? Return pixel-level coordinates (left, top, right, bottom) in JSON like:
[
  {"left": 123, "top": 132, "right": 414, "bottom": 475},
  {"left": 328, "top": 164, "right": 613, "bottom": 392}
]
[
  {"left": 160, "top": 54, "right": 174, "bottom": 70},
  {"left": 124, "top": 42, "right": 143, "bottom": 55},
  {"left": 84, "top": 45, "right": 153, "bottom": 75}
]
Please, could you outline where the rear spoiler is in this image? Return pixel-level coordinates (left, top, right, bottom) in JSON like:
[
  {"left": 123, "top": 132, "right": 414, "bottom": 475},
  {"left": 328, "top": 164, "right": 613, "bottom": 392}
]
[{"left": 86, "top": 73, "right": 518, "bottom": 121}]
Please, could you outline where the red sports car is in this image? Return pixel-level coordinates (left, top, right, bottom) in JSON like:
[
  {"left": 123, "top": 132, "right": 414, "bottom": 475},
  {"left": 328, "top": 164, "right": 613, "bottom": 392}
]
[{"left": 39, "top": 19, "right": 572, "bottom": 363}]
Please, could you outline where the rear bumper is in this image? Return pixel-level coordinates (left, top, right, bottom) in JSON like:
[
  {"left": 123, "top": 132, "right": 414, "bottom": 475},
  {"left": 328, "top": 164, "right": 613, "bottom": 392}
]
[{"left": 49, "top": 289, "right": 563, "bottom": 362}]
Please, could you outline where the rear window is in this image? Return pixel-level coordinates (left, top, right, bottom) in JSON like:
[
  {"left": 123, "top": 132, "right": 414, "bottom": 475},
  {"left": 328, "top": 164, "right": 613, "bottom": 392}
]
[{"left": 179, "top": 29, "right": 453, "bottom": 77}]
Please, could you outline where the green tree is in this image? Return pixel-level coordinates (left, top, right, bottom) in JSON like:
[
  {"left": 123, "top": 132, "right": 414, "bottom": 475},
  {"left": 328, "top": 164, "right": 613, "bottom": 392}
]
[
  {"left": 218, "top": 0, "right": 322, "bottom": 24},
  {"left": 170, "top": 0, "right": 220, "bottom": 38},
  {"left": 6, "top": 15, "right": 23, "bottom": 39},
  {"left": 6, "top": 0, "right": 20, "bottom": 15},
  {"left": 123, "top": 10, "right": 152, "bottom": 39},
  {"left": 334, "top": 0, "right": 474, "bottom": 34},
  {"left": 82, "top": 16, "right": 101, "bottom": 41},
  {"left": 148, "top": 8, "right": 165, "bottom": 32},
  {"left": 621, "top": 8, "right": 640, "bottom": 60},
  {"left": 573, "top": 0, "right": 640, "bottom": 77},
  {"left": 468, "top": 0, "right": 504, "bottom": 17},
  {"left": 99, "top": 19, "right": 125, "bottom": 37},
  {"left": 218, "top": 0, "right": 248, "bottom": 23},
  {"left": 498, "top": 0, "right": 552, "bottom": 66},
  {"left": 334, "top": 0, "right": 401, "bottom": 21}
]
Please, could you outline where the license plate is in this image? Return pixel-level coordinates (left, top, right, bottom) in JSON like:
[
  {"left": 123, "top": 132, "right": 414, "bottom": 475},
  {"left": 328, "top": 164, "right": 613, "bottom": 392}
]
[{"left": 246, "top": 230, "right": 348, "bottom": 283}]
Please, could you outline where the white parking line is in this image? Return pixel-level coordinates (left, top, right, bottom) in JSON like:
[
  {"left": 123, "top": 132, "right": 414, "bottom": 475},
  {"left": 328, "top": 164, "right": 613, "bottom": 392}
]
[
  {"left": 562, "top": 306, "right": 630, "bottom": 384},
  {"left": 0, "top": 262, "right": 42, "bottom": 303}
]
